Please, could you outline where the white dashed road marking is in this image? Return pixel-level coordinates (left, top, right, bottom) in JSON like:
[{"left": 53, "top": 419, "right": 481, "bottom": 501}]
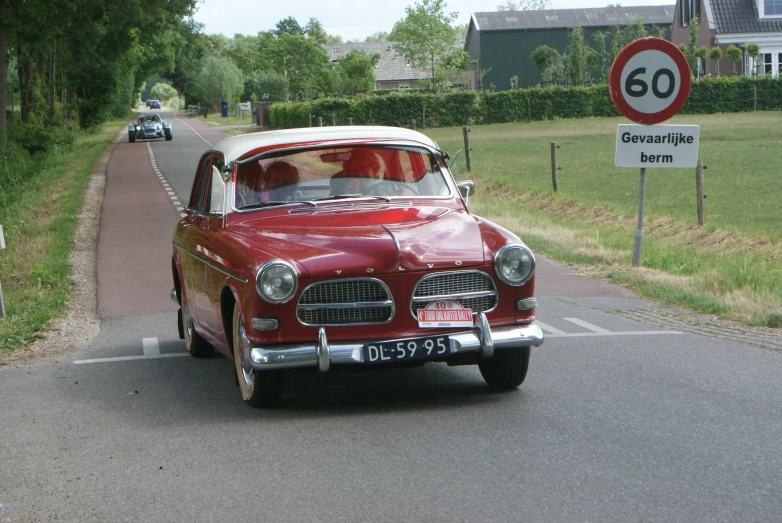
[
  {"left": 563, "top": 318, "right": 612, "bottom": 334},
  {"left": 535, "top": 320, "right": 567, "bottom": 335},
  {"left": 142, "top": 337, "right": 160, "bottom": 356},
  {"left": 73, "top": 353, "right": 189, "bottom": 365},
  {"left": 147, "top": 142, "right": 186, "bottom": 218}
]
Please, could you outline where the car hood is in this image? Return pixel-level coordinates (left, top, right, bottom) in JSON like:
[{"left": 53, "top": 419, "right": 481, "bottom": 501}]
[{"left": 233, "top": 205, "right": 486, "bottom": 277}]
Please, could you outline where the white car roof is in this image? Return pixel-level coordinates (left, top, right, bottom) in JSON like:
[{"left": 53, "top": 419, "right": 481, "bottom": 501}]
[{"left": 208, "top": 126, "right": 442, "bottom": 164}]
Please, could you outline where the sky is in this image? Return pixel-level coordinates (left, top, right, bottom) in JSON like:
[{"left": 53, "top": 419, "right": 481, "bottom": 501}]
[{"left": 192, "top": 0, "right": 676, "bottom": 42}]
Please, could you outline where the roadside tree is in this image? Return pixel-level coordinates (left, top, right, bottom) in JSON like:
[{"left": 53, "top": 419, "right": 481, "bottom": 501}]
[
  {"left": 335, "top": 50, "right": 380, "bottom": 94},
  {"left": 725, "top": 45, "right": 742, "bottom": 74},
  {"left": 709, "top": 47, "right": 723, "bottom": 76},
  {"left": 391, "top": 0, "right": 465, "bottom": 89},
  {"left": 193, "top": 55, "right": 243, "bottom": 110}
]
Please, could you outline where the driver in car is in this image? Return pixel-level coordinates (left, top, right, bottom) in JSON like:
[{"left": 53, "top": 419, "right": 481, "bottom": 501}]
[{"left": 330, "top": 149, "right": 382, "bottom": 195}]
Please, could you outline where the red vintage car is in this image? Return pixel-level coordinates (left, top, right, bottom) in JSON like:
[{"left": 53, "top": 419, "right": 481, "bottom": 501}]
[{"left": 172, "top": 126, "right": 543, "bottom": 407}]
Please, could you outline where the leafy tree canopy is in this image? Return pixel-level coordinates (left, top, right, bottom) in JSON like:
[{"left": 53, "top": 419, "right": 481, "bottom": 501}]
[{"left": 390, "top": 0, "right": 464, "bottom": 88}]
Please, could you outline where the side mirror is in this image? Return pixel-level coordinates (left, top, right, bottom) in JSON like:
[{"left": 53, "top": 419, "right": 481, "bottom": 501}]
[
  {"left": 457, "top": 180, "right": 475, "bottom": 207},
  {"left": 457, "top": 180, "right": 475, "bottom": 198}
]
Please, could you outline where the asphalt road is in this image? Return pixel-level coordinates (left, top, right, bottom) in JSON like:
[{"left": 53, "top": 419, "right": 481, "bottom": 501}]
[{"left": 0, "top": 113, "right": 780, "bottom": 522}]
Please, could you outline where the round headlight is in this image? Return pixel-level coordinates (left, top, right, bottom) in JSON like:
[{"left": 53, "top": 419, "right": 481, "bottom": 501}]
[
  {"left": 494, "top": 244, "right": 535, "bottom": 286},
  {"left": 256, "top": 262, "right": 298, "bottom": 304}
]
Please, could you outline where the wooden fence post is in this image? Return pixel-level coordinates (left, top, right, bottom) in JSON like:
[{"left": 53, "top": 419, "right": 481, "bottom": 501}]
[
  {"left": 753, "top": 86, "right": 757, "bottom": 111},
  {"left": 463, "top": 126, "right": 472, "bottom": 172},
  {"left": 411, "top": 119, "right": 416, "bottom": 130},
  {"left": 331, "top": 114, "right": 336, "bottom": 126},
  {"left": 527, "top": 98, "right": 531, "bottom": 122},
  {"left": 347, "top": 117, "right": 353, "bottom": 125},
  {"left": 550, "top": 142, "right": 560, "bottom": 192},
  {"left": 308, "top": 114, "right": 312, "bottom": 127},
  {"left": 317, "top": 116, "right": 323, "bottom": 127}
]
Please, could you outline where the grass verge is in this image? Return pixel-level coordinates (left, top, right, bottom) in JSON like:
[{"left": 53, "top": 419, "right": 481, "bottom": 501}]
[
  {"left": 0, "top": 120, "right": 123, "bottom": 356},
  {"left": 424, "top": 113, "right": 781, "bottom": 328}
]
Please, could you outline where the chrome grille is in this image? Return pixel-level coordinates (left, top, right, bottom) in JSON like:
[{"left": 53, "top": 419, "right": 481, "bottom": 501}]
[
  {"left": 411, "top": 271, "right": 498, "bottom": 318},
  {"left": 297, "top": 279, "right": 394, "bottom": 326}
]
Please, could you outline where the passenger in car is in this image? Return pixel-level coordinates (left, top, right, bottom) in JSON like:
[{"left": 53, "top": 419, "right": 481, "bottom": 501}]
[
  {"left": 235, "top": 161, "right": 266, "bottom": 208},
  {"left": 263, "top": 160, "right": 300, "bottom": 201}
]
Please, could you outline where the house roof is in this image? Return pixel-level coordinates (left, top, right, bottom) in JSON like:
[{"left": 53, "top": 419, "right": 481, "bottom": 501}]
[
  {"left": 708, "top": 0, "right": 782, "bottom": 34},
  {"left": 323, "top": 42, "right": 429, "bottom": 83},
  {"left": 470, "top": 5, "right": 675, "bottom": 32}
]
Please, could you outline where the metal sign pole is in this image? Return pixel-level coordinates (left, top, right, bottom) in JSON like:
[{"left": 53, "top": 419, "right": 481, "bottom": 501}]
[
  {"left": 0, "top": 224, "right": 5, "bottom": 318},
  {"left": 632, "top": 168, "right": 646, "bottom": 267}
]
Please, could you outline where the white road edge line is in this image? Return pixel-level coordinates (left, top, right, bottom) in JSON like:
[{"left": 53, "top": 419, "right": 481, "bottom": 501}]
[
  {"left": 545, "top": 331, "right": 681, "bottom": 338},
  {"left": 74, "top": 353, "right": 190, "bottom": 365},
  {"left": 142, "top": 337, "right": 160, "bottom": 355},
  {"left": 174, "top": 113, "right": 213, "bottom": 146}
]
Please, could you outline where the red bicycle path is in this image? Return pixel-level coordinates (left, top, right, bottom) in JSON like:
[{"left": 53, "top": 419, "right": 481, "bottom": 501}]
[{"left": 96, "top": 116, "right": 631, "bottom": 319}]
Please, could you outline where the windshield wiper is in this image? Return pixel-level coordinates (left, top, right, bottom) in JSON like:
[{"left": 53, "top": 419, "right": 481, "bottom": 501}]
[
  {"left": 311, "top": 194, "right": 391, "bottom": 203},
  {"left": 239, "top": 200, "right": 316, "bottom": 210}
]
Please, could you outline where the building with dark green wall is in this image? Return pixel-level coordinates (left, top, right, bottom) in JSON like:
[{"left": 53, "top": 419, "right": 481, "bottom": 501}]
[{"left": 465, "top": 6, "right": 675, "bottom": 90}]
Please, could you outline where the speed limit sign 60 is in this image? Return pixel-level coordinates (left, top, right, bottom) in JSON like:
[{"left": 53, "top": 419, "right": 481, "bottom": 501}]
[{"left": 609, "top": 38, "right": 691, "bottom": 125}]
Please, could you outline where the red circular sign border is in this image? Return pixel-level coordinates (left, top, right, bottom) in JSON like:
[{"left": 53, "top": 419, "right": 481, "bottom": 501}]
[{"left": 609, "top": 37, "right": 692, "bottom": 125}]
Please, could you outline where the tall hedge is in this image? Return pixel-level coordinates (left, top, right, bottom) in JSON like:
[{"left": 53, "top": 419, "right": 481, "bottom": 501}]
[{"left": 268, "top": 76, "right": 782, "bottom": 129}]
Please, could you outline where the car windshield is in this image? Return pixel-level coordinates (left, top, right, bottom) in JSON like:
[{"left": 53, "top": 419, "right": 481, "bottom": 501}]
[{"left": 233, "top": 145, "right": 451, "bottom": 210}]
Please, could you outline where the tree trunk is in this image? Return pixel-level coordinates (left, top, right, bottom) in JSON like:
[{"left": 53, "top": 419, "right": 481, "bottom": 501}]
[
  {"left": 18, "top": 38, "right": 31, "bottom": 124},
  {"left": 0, "top": 3, "right": 10, "bottom": 152},
  {"left": 48, "top": 39, "right": 56, "bottom": 119}
]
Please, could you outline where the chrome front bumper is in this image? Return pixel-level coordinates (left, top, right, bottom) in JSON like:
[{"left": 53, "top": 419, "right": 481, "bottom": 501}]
[{"left": 248, "top": 312, "right": 544, "bottom": 372}]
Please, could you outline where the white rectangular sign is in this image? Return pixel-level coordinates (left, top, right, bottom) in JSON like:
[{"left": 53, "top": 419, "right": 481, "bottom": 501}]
[
  {"left": 0, "top": 225, "right": 5, "bottom": 250},
  {"left": 615, "top": 124, "right": 700, "bottom": 168}
]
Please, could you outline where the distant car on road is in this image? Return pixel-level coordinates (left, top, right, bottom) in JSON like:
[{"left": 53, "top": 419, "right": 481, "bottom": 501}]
[
  {"left": 149, "top": 100, "right": 161, "bottom": 109},
  {"left": 128, "top": 114, "right": 172, "bottom": 142},
  {"left": 171, "top": 126, "right": 544, "bottom": 407}
]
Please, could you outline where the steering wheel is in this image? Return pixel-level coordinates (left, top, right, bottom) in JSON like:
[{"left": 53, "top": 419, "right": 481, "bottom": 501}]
[{"left": 364, "top": 180, "right": 417, "bottom": 197}]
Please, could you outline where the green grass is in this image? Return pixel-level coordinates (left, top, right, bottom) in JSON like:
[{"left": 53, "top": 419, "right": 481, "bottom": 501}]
[
  {"left": 0, "top": 120, "right": 124, "bottom": 356},
  {"left": 199, "top": 113, "right": 258, "bottom": 127},
  {"left": 424, "top": 112, "right": 782, "bottom": 327}
]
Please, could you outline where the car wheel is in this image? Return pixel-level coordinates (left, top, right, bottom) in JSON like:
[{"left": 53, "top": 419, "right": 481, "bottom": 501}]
[
  {"left": 478, "top": 346, "right": 531, "bottom": 390},
  {"left": 181, "top": 303, "right": 214, "bottom": 357},
  {"left": 233, "top": 304, "right": 285, "bottom": 408},
  {"left": 129, "top": 133, "right": 135, "bottom": 143},
  {"left": 164, "top": 130, "right": 172, "bottom": 141}
]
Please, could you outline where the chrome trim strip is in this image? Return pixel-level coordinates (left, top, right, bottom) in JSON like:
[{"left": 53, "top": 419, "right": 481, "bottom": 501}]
[
  {"left": 298, "top": 300, "right": 394, "bottom": 310},
  {"left": 248, "top": 323, "right": 544, "bottom": 371},
  {"left": 411, "top": 290, "right": 496, "bottom": 302},
  {"left": 172, "top": 242, "right": 249, "bottom": 284},
  {"left": 381, "top": 224, "right": 401, "bottom": 253}
]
